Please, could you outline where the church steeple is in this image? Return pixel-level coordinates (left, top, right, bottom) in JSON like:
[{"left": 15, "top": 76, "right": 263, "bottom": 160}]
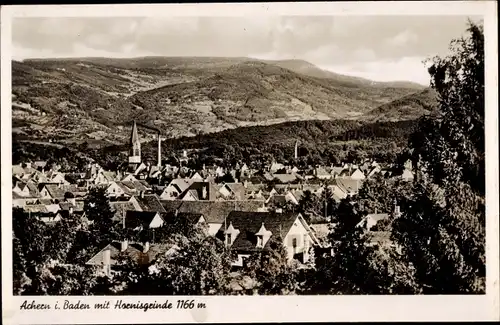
[{"left": 129, "top": 120, "right": 141, "bottom": 164}]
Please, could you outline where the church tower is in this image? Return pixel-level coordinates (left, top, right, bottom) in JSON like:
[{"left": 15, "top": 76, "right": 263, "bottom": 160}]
[{"left": 129, "top": 120, "right": 141, "bottom": 164}]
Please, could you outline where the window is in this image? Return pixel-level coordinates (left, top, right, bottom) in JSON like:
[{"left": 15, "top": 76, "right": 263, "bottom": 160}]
[
  {"left": 292, "top": 238, "right": 297, "bottom": 248},
  {"left": 225, "top": 234, "right": 232, "bottom": 245}
]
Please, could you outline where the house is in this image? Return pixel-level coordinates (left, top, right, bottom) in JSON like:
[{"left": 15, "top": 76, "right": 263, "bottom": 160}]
[
  {"left": 190, "top": 172, "right": 204, "bottom": 181},
  {"left": 46, "top": 171, "right": 69, "bottom": 185},
  {"left": 217, "top": 211, "right": 321, "bottom": 266},
  {"left": 161, "top": 200, "right": 266, "bottom": 236},
  {"left": 401, "top": 169, "right": 414, "bottom": 181},
  {"left": 24, "top": 204, "right": 49, "bottom": 214},
  {"left": 115, "top": 180, "right": 151, "bottom": 197},
  {"left": 315, "top": 167, "right": 332, "bottom": 180},
  {"left": 110, "top": 197, "right": 141, "bottom": 220},
  {"left": 122, "top": 210, "right": 165, "bottom": 231},
  {"left": 39, "top": 184, "right": 66, "bottom": 200},
  {"left": 13, "top": 191, "right": 37, "bottom": 208},
  {"left": 269, "top": 162, "right": 285, "bottom": 173},
  {"left": 334, "top": 178, "right": 362, "bottom": 196},
  {"left": 219, "top": 182, "right": 246, "bottom": 200},
  {"left": 266, "top": 191, "right": 299, "bottom": 206},
  {"left": 178, "top": 181, "right": 220, "bottom": 201},
  {"left": 273, "top": 173, "right": 298, "bottom": 184},
  {"left": 326, "top": 184, "right": 348, "bottom": 202},
  {"left": 134, "top": 193, "right": 167, "bottom": 213},
  {"left": 38, "top": 212, "right": 62, "bottom": 224},
  {"left": 13, "top": 181, "right": 31, "bottom": 197},
  {"left": 59, "top": 199, "right": 85, "bottom": 215},
  {"left": 330, "top": 166, "right": 345, "bottom": 178},
  {"left": 106, "top": 181, "right": 127, "bottom": 198},
  {"left": 367, "top": 165, "right": 382, "bottom": 178},
  {"left": 350, "top": 169, "right": 366, "bottom": 181},
  {"left": 85, "top": 240, "right": 171, "bottom": 276},
  {"left": 177, "top": 212, "right": 206, "bottom": 225},
  {"left": 356, "top": 213, "right": 390, "bottom": 231},
  {"left": 309, "top": 223, "right": 331, "bottom": 248},
  {"left": 121, "top": 174, "right": 139, "bottom": 182},
  {"left": 159, "top": 178, "right": 194, "bottom": 200},
  {"left": 240, "top": 163, "right": 249, "bottom": 175}
]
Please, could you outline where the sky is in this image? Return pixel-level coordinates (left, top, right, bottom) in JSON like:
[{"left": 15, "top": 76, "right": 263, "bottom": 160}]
[{"left": 12, "top": 15, "right": 480, "bottom": 85}]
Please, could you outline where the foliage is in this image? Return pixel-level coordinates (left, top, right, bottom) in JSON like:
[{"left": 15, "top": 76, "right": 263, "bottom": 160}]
[
  {"left": 410, "top": 21, "right": 484, "bottom": 195},
  {"left": 115, "top": 235, "right": 233, "bottom": 295},
  {"left": 392, "top": 179, "right": 485, "bottom": 293},
  {"left": 393, "top": 21, "right": 486, "bottom": 294},
  {"left": 242, "top": 239, "right": 299, "bottom": 295},
  {"left": 12, "top": 141, "right": 90, "bottom": 172}
]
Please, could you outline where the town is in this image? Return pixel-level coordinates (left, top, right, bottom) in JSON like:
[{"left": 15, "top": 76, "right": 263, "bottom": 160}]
[
  {"left": 10, "top": 18, "right": 485, "bottom": 297},
  {"left": 12, "top": 120, "right": 415, "bottom": 292}
]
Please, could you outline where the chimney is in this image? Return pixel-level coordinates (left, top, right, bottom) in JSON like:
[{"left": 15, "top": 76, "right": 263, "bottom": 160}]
[
  {"left": 103, "top": 249, "right": 111, "bottom": 275},
  {"left": 121, "top": 240, "right": 128, "bottom": 252},
  {"left": 202, "top": 185, "right": 208, "bottom": 200},
  {"left": 143, "top": 241, "right": 150, "bottom": 253},
  {"left": 157, "top": 134, "right": 162, "bottom": 168}
]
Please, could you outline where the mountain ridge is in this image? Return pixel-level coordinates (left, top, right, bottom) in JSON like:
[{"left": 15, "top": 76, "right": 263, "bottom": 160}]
[{"left": 12, "top": 56, "right": 435, "bottom": 145}]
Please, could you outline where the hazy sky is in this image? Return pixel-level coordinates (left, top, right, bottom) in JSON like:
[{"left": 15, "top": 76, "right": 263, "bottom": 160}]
[{"left": 12, "top": 15, "right": 479, "bottom": 85}]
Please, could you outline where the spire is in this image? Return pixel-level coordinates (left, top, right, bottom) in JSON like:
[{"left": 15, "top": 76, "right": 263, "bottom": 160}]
[
  {"left": 130, "top": 120, "right": 139, "bottom": 146},
  {"left": 129, "top": 120, "right": 141, "bottom": 164}
]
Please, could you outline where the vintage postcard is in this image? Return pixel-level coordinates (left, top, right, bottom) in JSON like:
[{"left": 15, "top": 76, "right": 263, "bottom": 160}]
[{"left": 1, "top": 2, "right": 499, "bottom": 324}]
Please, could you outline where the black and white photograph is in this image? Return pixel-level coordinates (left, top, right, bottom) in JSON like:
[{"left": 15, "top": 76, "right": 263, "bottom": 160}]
[{"left": 1, "top": 2, "right": 499, "bottom": 323}]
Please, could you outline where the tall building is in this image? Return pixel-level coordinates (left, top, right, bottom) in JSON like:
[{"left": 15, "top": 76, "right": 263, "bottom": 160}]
[{"left": 129, "top": 120, "right": 141, "bottom": 164}]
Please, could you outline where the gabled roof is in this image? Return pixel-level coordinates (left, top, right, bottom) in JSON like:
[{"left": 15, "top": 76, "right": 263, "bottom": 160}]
[
  {"left": 331, "top": 166, "right": 345, "bottom": 175},
  {"left": 12, "top": 191, "right": 24, "bottom": 200},
  {"left": 333, "top": 178, "right": 361, "bottom": 194},
  {"left": 220, "top": 211, "right": 300, "bottom": 252},
  {"left": 124, "top": 210, "right": 163, "bottom": 230},
  {"left": 168, "top": 178, "right": 193, "bottom": 193},
  {"left": 267, "top": 194, "right": 287, "bottom": 205},
  {"left": 221, "top": 182, "right": 246, "bottom": 200},
  {"left": 24, "top": 204, "right": 49, "bottom": 213},
  {"left": 41, "top": 184, "right": 65, "bottom": 199},
  {"left": 135, "top": 194, "right": 166, "bottom": 213},
  {"left": 367, "top": 213, "right": 389, "bottom": 222},
  {"left": 161, "top": 200, "right": 265, "bottom": 224},
  {"left": 272, "top": 173, "right": 298, "bottom": 184},
  {"left": 178, "top": 212, "right": 205, "bottom": 224},
  {"left": 315, "top": 166, "right": 330, "bottom": 176},
  {"left": 110, "top": 201, "right": 137, "bottom": 221},
  {"left": 86, "top": 241, "right": 171, "bottom": 267},
  {"left": 178, "top": 182, "right": 219, "bottom": 201},
  {"left": 59, "top": 201, "right": 84, "bottom": 212}
]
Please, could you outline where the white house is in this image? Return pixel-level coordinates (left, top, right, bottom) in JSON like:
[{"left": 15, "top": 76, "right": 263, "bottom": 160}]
[
  {"left": 219, "top": 211, "right": 321, "bottom": 266},
  {"left": 159, "top": 178, "right": 194, "bottom": 200}
]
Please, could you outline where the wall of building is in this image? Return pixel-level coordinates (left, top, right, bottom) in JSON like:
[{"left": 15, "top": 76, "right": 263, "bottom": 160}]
[{"left": 284, "top": 218, "right": 312, "bottom": 261}]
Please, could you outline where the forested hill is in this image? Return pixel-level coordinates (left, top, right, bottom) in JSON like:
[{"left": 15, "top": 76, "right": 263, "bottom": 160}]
[
  {"left": 154, "top": 119, "right": 419, "bottom": 166},
  {"left": 14, "top": 118, "right": 420, "bottom": 171}
]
